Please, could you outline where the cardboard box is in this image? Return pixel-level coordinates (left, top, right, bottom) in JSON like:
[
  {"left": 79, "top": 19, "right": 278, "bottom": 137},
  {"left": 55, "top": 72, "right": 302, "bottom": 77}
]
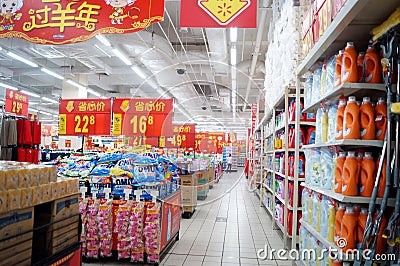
[
  {"left": 66, "top": 179, "right": 79, "bottom": 195},
  {"left": 51, "top": 226, "right": 79, "bottom": 254},
  {"left": 0, "top": 239, "right": 32, "bottom": 260},
  {"left": 58, "top": 181, "right": 67, "bottom": 198},
  {"left": 28, "top": 167, "right": 40, "bottom": 187},
  {"left": 5, "top": 168, "right": 19, "bottom": 190},
  {"left": 0, "top": 169, "right": 6, "bottom": 191},
  {"left": 180, "top": 174, "right": 197, "bottom": 187},
  {"left": 1, "top": 247, "right": 32, "bottom": 266},
  {"left": 0, "top": 190, "right": 7, "bottom": 213},
  {"left": 181, "top": 187, "right": 197, "bottom": 206},
  {"left": 52, "top": 215, "right": 79, "bottom": 231},
  {"left": 52, "top": 194, "right": 79, "bottom": 222},
  {"left": 20, "top": 188, "right": 33, "bottom": 209},
  {"left": 7, "top": 189, "right": 21, "bottom": 210},
  {"left": 32, "top": 185, "right": 43, "bottom": 206},
  {"left": 41, "top": 184, "right": 52, "bottom": 203},
  {"left": 183, "top": 205, "right": 195, "bottom": 213},
  {"left": 39, "top": 166, "right": 51, "bottom": 185},
  {"left": 0, "top": 207, "right": 34, "bottom": 249},
  {"left": 18, "top": 169, "right": 31, "bottom": 188}
]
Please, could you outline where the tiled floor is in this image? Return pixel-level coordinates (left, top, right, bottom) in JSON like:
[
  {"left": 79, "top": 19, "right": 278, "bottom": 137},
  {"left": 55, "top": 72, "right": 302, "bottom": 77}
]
[{"left": 83, "top": 170, "right": 293, "bottom": 265}]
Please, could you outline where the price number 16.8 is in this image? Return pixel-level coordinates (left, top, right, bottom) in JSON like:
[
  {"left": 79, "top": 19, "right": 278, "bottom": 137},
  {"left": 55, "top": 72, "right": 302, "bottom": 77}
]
[
  {"left": 130, "top": 115, "right": 154, "bottom": 134},
  {"left": 75, "top": 115, "right": 95, "bottom": 133}
]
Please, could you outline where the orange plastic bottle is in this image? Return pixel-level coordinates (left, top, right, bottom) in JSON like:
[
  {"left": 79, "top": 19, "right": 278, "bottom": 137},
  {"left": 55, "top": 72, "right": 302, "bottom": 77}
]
[
  {"left": 357, "top": 208, "right": 368, "bottom": 248},
  {"left": 357, "top": 52, "right": 365, "bottom": 82},
  {"left": 342, "top": 151, "right": 358, "bottom": 196},
  {"left": 364, "top": 45, "right": 382, "bottom": 83},
  {"left": 360, "top": 152, "right": 376, "bottom": 197},
  {"left": 377, "top": 158, "right": 387, "bottom": 198},
  {"left": 335, "top": 99, "right": 347, "bottom": 140},
  {"left": 334, "top": 50, "right": 344, "bottom": 87},
  {"left": 334, "top": 152, "right": 347, "bottom": 193},
  {"left": 341, "top": 42, "right": 359, "bottom": 83},
  {"left": 332, "top": 261, "right": 343, "bottom": 266},
  {"left": 343, "top": 96, "right": 361, "bottom": 139},
  {"left": 356, "top": 153, "right": 363, "bottom": 191},
  {"left": 335, "top": 203, "right": 346, "bottom": 243},
  {"left": 375, "top": 97, "right": 387, "bottom": 140},
  {"left": 373, "top": 211, "right": 388, "bottom": 255},
  {"left": 341, "top": 206, "right": 357, "bottom": 251},
  {"left": 360, "top": 97, "right": 376, "bottom": 140}
]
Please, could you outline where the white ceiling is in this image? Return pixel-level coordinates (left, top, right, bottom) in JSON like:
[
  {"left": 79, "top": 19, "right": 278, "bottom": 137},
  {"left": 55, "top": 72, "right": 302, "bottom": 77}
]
[{"left": 0, "top": 0, "right": 272, "bottom": 137}]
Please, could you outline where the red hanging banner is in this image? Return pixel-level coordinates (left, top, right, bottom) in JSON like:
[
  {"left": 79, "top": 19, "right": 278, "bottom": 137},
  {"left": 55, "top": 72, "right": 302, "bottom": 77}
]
[
  {"left": 195, "top": 132, "right": 208, "bottom": 153},
  {"left": 5, "top": 89, "right": 28, "bottom": 116},
  {"left": 164, "top": 124, "right": 196, "bottom": 148},
  {"left": 0, "top": 0, "right": 165, "bottom": 45},
  {"left": 112, "top": 98, "right": 173, "bottom": 137},
  {"left": 59, "top": 99, "right": 112, "bottom": 136},
  {"left": 180, "top": 0, "right": 257, "bottom": 28}
]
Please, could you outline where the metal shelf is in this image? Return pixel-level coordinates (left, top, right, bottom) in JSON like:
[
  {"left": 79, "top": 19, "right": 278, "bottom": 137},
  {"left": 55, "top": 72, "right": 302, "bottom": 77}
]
[
  {"left": 303, "top": 139, "right": 384, "bottom": 149},
  {"left": 265, "top": 202, "right": 273, "bottom": 217},
  {"left": 263, "top": 183, "right": 274, "bottom": 194},
  {"left": 266, "top": 150, "right": 274, "bottom": 155},
  {"left": 303, "top": 82, "right": 386, "bottom": 113},
  {"left": 275, "top": 171, "right": 285, "bottom": 178},
  {"left": 276, "top": 194, "right": 292, "bottom": 210},
  {"left": 297, "top": 0, "right": 400, "bottom": 76},
  {"left": 275, "top": 123, "right": 285, "bottom": 133},
  {"left": 302, "top": 183, "right": 396, "bottom": 206},
  {"left": 264, "top": 167, "right": 274, "bottom": 173},
  {"left": 274, "top": 219, "right": 292, "bottom": 238}
]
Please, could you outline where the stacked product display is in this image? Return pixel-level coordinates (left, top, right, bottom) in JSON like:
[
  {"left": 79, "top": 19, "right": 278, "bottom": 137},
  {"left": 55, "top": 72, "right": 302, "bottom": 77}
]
[{"left": 0, "top": 161, "right": 80, "bottom": 265}]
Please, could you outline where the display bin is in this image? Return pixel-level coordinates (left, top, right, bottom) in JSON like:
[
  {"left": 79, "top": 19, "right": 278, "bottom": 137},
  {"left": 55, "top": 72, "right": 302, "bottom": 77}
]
[
  {"left": 207, "top": 166, "right": 215, "bottom": 188},
  {"left": 195, "top": 171, "right": 208, "bottom": 200},
  {"left": 180, "top": 174, "right": 197, "bottom": 215}
]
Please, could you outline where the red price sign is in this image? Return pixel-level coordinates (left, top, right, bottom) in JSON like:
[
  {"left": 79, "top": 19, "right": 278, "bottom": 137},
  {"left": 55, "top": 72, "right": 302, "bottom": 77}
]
[
  {"left": 164, "top": 124, "right": 196, "bottom": 148},
  {"left": 65, "top": 139, "right": 71, "bottom": 148},
  {"left": 208, "top": 132, "right": 225, "bottom": 154},
  {"left": 59, "top": 99, "right": 111, "bottom": 136},
  {"left": 5, "top": 89, "right": 29, "bottom": 116},
  {"left": 113, "top": 98, "right": 173, "bottom": 137},
  {"left": 195, "top": 132, "right": 208, "bottom": 153}
]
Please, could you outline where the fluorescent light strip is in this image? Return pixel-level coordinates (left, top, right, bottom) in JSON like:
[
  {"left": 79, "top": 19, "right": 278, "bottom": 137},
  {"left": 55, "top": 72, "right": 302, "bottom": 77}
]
[
  {"left": 231, "top": 47, "right": 237, "bottom": 66},
  {"left": 87, "top": 88, "right": 101, "bottom": 97},
  {"left": 230, "top": 27, "right": 237, "bottom": 42},
  {"left": 101, "top": 96, "right": 107, "bottom": 99},
  {"left": 0, "top": 82, "right": 18, "bottom": 91},
  {"left": 39, "top": 110, "right": 53, "bottom": 116},
  {"left": 95, "top": 44, "right": 112, "bottom": 58},
  {"left": 112, "top": 48, "right": 132, "bottom": 65},
  {"left": 96, "top": 35, "right": 111, "bottom": 46},
  {"left": 28, "top": 108, "right": 38, "bottom": 112},
  {"left": 20, "top": 90, "right": 40, "bottom": 98},
  {"left": 131, "top": 66, "right": 146, "bottom": 79},
  {"left": 42, "top": 97, "right": 58, "bottom": 104},
  {"left": 41, "top": 68, "right": 64, "bottom": 80},
  {"left": 39, "top": 119, "right": 54, "bottom": 122},
  {"left": 7, "top": 51, "right": 38, "bottom": 67},
  {"left": 67, "top": 79, "right": 86, "bottom": 90}
]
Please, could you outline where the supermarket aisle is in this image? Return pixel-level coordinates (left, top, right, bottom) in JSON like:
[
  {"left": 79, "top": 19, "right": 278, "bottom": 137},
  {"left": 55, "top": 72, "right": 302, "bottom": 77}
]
[
  {"left": 161, "top": 170, "right": 289, "bottom": 266},
  {"left": 83, "top": 170, "right": 290, "bottom": 266}
]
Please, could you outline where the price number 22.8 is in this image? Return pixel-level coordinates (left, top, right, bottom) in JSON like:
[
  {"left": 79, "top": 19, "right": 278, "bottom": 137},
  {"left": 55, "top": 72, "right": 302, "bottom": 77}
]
[
  {"left": 75, "top": 115, "right": 95, "bottom": 133},
  {"left": 130, "top": 115, "right": 153, "bottom": 134}
]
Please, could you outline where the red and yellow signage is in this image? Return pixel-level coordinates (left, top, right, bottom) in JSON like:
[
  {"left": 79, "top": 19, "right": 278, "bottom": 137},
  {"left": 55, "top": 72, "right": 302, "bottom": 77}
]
[
  {"left": 41, "top": 125, "right": 57, "bottom": 136},
  {"left": 65, "top": 139, "right": 71, "bottom": 148},
  {"left": 208, "top": 132, "right": 225, "bottom": 154},
  {"left": 163, "top": 124, "right": 196, "bottom": 148},
  {"left": 195, "top": 132, "right": 208, "bottom": 153},
  {"left": 5, "top": 89, "right": 28, "bottom": 116},
  {"left": 160, "top": 192, "right": 181, "bottom": 250},
  {"left": 251, "top": 103, "right": 258, "bottom": 134},
  {"left": 113, "top": 98, "right": 173, "bottom": 137},
  {"left": 0, "top": 0, "right": 165, "bottom": 45},
  {"left": 59, "top": 99, "right": 111, "bottom": 136},
  {"left": 181, "top": 0, "right": 256, "bottom": 28}
]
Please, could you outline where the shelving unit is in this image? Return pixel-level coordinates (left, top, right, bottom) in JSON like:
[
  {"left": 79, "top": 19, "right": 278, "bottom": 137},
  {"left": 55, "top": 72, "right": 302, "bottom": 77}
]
[{"left": 295, "top": 0, "right": 400, "bottom": 258}]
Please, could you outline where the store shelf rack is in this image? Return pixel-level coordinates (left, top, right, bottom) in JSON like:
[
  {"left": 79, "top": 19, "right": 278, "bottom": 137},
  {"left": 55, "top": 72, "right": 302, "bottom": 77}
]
[{"left": 303, "top": 139, "right": 384, "bottom": 149}]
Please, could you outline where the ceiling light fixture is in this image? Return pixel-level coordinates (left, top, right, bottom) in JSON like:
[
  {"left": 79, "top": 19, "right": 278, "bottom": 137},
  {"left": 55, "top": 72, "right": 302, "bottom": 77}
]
[
  {"left": 230, "top": 47, "right": 237, "bottom": 66},
  {"left": 101, "top": 96, "right": 107, "bottom": 99},
  {"left": 95, "top": 35, "right": 111, "bottom": 47},
  {"left": 7, "top": 51, "right": 38, "bottom": 67},
  {"left": 41, "top": 68, "right": 64, "bottom": 80},
  {"left": 42, "top": 97, "right": 58, "bottom": 104},
  {"left": 87, "top": 88, "right": 101, "bottom": 97},
  {"left": 39, "top": 110, "right": 53, "bottom": 116},
  {"left": 28, "top": 108, "right": 38, "bottom": 112},
  {"left": 112, "top": 48, "right": 132, "bottom": 65},
  {"left": 67, "top": 79, "right": 86, "bottom": 90},
  {"left": 131, "top": 66, "right": 146, "bottom": 79},
  {"left": 95, "top": 44, "right": 112, "bottom": 58},
  {"left": 0, "top": 82, "right": 18, "bottom": 91},
  {"left": 20, "top": 90, "right": 40, "bottom": 98},
  {"left": 230, "top": 27, "right": 237, "bottom": 42},
  {"left": 39, "top": 119, "right": 54, "bottom": 122}
]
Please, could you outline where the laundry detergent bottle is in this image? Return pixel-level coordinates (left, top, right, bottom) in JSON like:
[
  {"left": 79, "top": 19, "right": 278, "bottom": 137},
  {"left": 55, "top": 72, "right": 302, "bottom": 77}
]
[
  {"left": 357, "top": 52, "right": 365, "bottom": 82},
  {"left": 357, "top": 208, "right": 368, "bottom": 248},
  {"left": 334, "top": 50, "right": 344, "bottom": 87},
  {"left": 375, "top": 97, "right": 387, "bottom": 140},
  {"left": 335, "top": 203, "right": 346, "bottom": 243},
  {"left": 360, "top": 97, "right": 376, "bottom": 140},
  {"left": 327, "top": 199, "right": 336, "bottom": 242},
  {"left": 342, "top": 151, "right": 358, "bottom": 196},
  {"left": 341, "top": 42, "right": 358, "bottom": 83},
  {"left": 334, "top": 152, "right": 347, "bottom": 193},
  {"left": 343, "top": 96, "right": 360, "bottom": 139},
  {"left": 341, "top": 206, "right": 357, "bottom": 251},
  {"left": 377, "top": 157, "right": 387, "bottom": 198},
  {"left": 364, "top": 45, "right": 382, "bottom": 83},
  {"left": 335, "top": 99, "right": 347, "bottom": 140},
  {"left": 359, "top": 152, "right": 375, "bottom": 197}
]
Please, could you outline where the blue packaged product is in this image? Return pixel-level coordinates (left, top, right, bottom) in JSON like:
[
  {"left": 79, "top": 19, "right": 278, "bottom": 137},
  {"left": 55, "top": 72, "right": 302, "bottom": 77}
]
[
  {"left": 90, "top": 163, "right": 114, "bottom": 176},
  {"left": 97, "top": 153, "right": 122, "bottom": 164}
]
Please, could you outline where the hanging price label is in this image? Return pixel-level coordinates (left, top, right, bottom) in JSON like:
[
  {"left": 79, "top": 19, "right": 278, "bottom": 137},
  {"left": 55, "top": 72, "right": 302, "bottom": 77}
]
[
  {"left": 5, "top": 89, "right": 29, "bottom": 116},
  {"left": 164, "top": 124, "right": 196, "bottom": 148},
  {"left": 59, "top": 99, "right": 111, "bottom": 136},
  {"left": 112, "top": 98, "right": 173, "bottom": 137}
]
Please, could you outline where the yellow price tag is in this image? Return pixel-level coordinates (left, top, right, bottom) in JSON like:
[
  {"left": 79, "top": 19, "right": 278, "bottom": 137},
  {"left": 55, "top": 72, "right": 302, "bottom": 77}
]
[{"left": 59, "top": 114, "right": 66, "bottom": 135}]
